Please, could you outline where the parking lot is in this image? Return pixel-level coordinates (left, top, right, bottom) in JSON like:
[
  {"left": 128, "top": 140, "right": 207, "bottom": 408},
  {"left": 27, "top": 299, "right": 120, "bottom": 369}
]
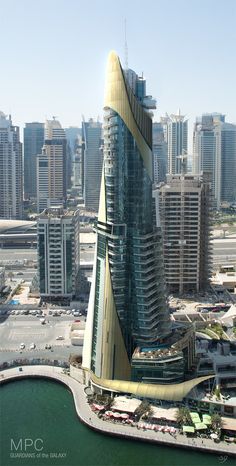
[{"left": 0, "top": 313, "right": 86, "bottom": 353}]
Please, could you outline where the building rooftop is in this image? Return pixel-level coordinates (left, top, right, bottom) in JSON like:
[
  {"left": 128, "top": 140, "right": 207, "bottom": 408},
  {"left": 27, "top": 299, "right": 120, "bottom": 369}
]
[
  {"left": 38, "top": 208, "right": 79, "bottom": 219},
  {"left": 132, "top": 346, "right": 181, "bottom": 360},
  {"left": 111, "top": 396, "right": 141, "bottom": 413},
  {"left": 0, "top": 220, "right": 36, "bottom": 234}
]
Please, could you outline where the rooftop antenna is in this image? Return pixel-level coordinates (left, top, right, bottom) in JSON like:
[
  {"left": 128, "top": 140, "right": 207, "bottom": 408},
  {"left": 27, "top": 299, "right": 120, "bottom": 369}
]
[{"left": 124, "top": 18, "right": 128, "bottom": 70}]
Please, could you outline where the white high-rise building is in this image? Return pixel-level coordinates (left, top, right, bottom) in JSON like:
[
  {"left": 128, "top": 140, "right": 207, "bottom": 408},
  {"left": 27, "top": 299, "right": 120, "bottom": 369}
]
[
  {"left": 36, "top": 118, "right": 67, "bottom": 213},
  {"left": 0, "top": 112, "right": 23, "bottom": 219},
  {"left": 37, "top": 207, "right": 80, "bottom": 300},
  {"left": 167, "top": 112, "right": 188, "bottom": 174},
  {"left": 193, "top": 113, "right": 236, "bottom": 208}
]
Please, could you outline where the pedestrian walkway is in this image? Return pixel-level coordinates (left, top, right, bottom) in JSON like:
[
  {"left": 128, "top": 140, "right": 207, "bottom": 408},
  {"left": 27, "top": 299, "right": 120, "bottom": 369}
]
[{"left": 0, "top": 365, "right": 235, "bottom": 457}]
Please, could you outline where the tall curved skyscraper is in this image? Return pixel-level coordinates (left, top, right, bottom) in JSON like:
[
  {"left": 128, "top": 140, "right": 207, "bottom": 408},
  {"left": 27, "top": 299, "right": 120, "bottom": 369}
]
[{"left": 83, "top": 51, "right": 171, "bottom": 381}]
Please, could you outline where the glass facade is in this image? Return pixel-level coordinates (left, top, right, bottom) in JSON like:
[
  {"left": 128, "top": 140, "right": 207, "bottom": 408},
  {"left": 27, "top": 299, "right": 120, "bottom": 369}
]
[
  {"left": 82, "top": 120, "right": 103, "bottom": 211},
  {"left": 131, "top": 351, "right": 185, "bottom": 384},
  {"left": 24, "top": 123, "right": 44, "bottom": 198},
  {"left": 92, "top": 55, "right": 171, "bottom": 373}
]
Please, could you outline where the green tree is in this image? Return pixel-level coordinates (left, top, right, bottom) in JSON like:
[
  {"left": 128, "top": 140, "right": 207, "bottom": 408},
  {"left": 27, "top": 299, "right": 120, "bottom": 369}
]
[
  {"left": 214, "top": 386, "right": 221, "bottom": 401},
  {"left": 134, "top": 400, "right": 151, "bottom": 419},
  {"left": 176, "top": 407, "right": 192, "bottom": 425},
  {"left": 8, "top": 272, "right": 14, "bottom": 282},
  {"left": 211, "top": 413, "right": 222, "bottom": 432}
]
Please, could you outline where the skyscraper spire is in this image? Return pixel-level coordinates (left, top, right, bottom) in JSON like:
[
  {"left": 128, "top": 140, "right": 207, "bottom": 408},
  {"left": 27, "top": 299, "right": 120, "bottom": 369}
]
[{"left": 124, "top": 19, "right": 128, "bottom": 70}]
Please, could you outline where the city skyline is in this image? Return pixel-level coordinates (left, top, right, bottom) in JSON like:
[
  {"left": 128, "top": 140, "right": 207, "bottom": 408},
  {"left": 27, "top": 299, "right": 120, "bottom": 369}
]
[
  {"left": 1, "top": 0, "right": 235, "bottom": 137},
  {"left": 0, "top": 1, "right": 236, "bottom": 463}
]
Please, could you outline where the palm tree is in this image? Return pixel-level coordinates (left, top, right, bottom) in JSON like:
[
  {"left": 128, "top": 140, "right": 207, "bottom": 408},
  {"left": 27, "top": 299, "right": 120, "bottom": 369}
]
[
  {"left": 134, "top": 400, "right": 151, "bottom": 419},
  {"left": 176, "top": 407, "right": 192, "bottom": 425},
  {"left": 8, "top": 271, "right": 14, "bottom": 282},
  {"left": 211, "top": 413, "right": 222, "bottom": 431}
]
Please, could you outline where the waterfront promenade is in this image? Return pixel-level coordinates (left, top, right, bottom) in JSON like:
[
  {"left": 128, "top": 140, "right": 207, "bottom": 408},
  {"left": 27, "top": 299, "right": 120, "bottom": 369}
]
[{"left": 0, "top": 365, "right": 235, "bottom": 458}]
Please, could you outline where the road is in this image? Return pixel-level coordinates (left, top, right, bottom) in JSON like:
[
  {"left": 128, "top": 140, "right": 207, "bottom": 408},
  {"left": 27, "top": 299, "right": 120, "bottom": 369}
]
[
  {"left": 212, "top": 238, "right": 236, "bottom": 257},
  {"left": 0, "top": 247, "right": 94, "bottom": 277},
  {"left": 1, "top": 239, "right": 236, "bottom": 266},
  {"left": 0, "top": 247, "right": 95, "bottom": 262},
  {"left": 0, "top": 248, "right": 37, "bottom": 262}
]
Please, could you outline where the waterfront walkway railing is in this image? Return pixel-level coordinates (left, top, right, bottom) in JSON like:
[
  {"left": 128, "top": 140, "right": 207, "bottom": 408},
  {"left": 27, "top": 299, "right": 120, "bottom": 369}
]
[{"left": 0, "top": 358, "right": 69, "bottom": 371}]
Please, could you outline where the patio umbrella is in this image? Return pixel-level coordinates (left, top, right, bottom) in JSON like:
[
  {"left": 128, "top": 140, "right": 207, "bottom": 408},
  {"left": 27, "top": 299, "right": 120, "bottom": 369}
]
[
  {"left": 93, "top": 404, "right": 104, "bottom": 411},
  {"left": 113, "top": 412, "right": 121, "bottom": 418},
  {"left": 195, "top": 422, "right": 207, "bottom": 430},
  {"left": 183, "top": 426, "right": 195, "bottom": 434},
  {"left": 202, "top": 418, "right": 211, "bottom": 426},
  {"left": 120, "top": 413, "right": 129, "bottom": 419},
  {"left": 105, "top": 411, "right": 113, "bottom": 417},
  {"left": 202, "top": 415, "right": 211, "bottom": 425}
]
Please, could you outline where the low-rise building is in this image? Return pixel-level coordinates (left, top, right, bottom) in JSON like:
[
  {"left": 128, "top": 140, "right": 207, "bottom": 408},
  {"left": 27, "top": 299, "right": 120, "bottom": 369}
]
[{"left": 131, "top": 322, "right": 195, "bottom": 384}]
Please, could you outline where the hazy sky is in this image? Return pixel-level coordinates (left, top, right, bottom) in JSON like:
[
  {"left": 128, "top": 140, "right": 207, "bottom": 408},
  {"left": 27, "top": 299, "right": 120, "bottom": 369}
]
[{"left": 1, "top": 0, "right": 236, "bottom": 138}]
